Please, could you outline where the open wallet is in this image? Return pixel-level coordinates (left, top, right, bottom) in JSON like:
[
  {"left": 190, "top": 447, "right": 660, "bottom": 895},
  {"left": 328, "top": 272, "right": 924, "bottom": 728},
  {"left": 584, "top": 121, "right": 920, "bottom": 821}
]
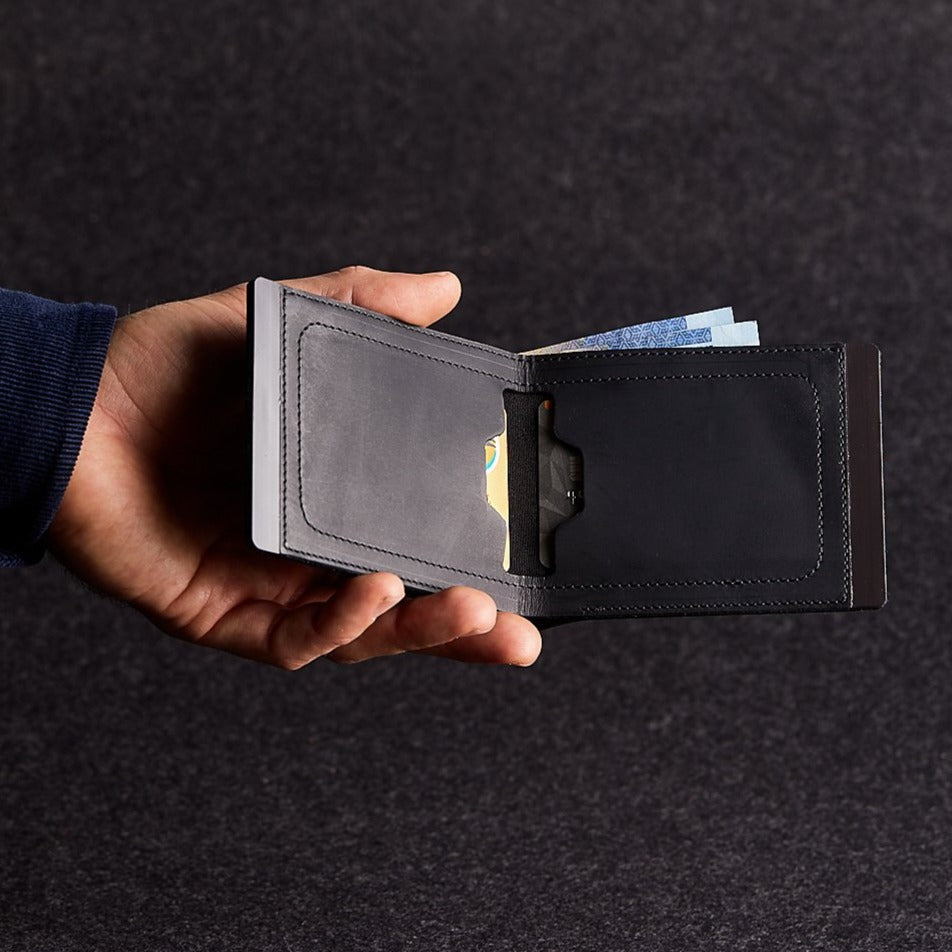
[{"left": 249, "top": 278, "right": 886, "bottom": 625}]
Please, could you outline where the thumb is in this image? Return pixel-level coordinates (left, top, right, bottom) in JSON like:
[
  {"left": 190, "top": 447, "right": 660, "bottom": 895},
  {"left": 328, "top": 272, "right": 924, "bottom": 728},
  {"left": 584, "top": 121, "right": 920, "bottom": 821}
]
[{"left": 281, "top": 265, "right": 462, "bottom": 327}]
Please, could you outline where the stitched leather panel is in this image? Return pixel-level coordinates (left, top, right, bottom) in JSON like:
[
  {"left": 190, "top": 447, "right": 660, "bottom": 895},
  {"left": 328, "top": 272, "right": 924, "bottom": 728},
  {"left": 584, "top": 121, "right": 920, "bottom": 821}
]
[
  {"left": 278, "top": 288, "right": 524, "bottom": 611},
  {"left": 530, "top": 347, "right": 850, "bottom": 617}
]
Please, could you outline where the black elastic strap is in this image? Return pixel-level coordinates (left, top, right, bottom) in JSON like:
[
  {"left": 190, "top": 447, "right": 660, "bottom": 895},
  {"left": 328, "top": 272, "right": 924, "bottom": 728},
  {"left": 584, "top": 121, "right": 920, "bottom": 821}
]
[{"left": 503, "top": 390, "right": 547, "bottom": 576}]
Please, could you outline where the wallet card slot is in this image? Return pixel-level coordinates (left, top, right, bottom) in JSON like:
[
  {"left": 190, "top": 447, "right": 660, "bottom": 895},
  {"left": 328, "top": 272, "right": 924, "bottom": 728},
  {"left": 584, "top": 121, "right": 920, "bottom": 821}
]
[
  {"left": 494, "top": 392, "right": 585, "bottom": 575},
  {"left": 540, "top": 372, "right": 824, "bottom": 589},
  {"left": 503, "top": 390, "right": 546, "bottom": 576},
  {"left": 291, "top": 321, "right": 509, "bottom": 581}
]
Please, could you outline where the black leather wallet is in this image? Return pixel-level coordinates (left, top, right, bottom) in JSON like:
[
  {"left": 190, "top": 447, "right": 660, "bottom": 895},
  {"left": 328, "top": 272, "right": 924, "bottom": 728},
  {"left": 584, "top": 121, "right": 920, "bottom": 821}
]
[{"left": 249, "top": 278, "right": 886, "bottom": 623}]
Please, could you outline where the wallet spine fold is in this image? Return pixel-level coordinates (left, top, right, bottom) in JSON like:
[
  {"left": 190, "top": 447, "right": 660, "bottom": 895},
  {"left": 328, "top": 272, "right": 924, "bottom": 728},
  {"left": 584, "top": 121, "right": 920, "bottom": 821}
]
[{"left": 845, "top": 343, "right": 887, "bottom": 609}]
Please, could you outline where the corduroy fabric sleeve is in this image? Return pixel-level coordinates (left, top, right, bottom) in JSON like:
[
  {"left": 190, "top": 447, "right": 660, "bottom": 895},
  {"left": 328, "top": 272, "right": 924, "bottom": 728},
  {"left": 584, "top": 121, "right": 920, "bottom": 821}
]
[{"left": 0, "top": 288, "right": 117, "bottom": 567}]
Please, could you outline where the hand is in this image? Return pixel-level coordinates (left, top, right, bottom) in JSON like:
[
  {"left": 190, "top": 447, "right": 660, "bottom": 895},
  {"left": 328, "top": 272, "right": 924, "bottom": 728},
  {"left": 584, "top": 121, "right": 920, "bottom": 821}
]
[{"left": 48, "top": 267, "right": 542, "bottom": 669}]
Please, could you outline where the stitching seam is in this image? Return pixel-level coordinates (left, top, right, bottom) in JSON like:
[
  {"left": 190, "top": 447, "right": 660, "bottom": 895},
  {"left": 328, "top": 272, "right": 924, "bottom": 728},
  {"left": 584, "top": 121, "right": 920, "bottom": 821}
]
[
  {"left": 579, "top": 350, "right": 850, "bottom": 611},
  {"left": 289, "top": 320, "right": 519, "bottom": 588},
  {"left": 838, "top": 347, "right": 851, "bottom": 603},
  {"left": 532, "top": 345, "right": 840, "bottom": 360},
  {"left": 292, "top": 318, "right": 515, "bottom": 382},
  {"left": 528, "top": 371, "right": 825, "bottom": 587},
  {"left": 284, "top": 287, "right": 517, "bottom": 361},
  {"left": 579, "top": 598, "right": 844, "bottom": 612}
]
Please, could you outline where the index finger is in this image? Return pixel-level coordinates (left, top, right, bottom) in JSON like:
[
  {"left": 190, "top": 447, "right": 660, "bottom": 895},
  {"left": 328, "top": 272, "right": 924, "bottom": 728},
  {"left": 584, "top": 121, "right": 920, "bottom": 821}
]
[{"left": 281, "top": 266, "right": 462, "bottom": 327}]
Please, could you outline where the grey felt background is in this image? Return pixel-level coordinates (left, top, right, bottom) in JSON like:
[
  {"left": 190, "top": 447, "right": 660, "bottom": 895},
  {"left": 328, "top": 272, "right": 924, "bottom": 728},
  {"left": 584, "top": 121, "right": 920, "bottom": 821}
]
[{"left": 1, "top": 1, "right": 950, "bottom": 949}]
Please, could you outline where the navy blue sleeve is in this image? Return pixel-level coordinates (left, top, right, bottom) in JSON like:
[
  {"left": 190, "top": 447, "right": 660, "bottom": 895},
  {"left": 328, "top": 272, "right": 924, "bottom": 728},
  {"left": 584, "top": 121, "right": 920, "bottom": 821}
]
[{"left": 0, "top": 288, "right": 117, "bottom": 566}]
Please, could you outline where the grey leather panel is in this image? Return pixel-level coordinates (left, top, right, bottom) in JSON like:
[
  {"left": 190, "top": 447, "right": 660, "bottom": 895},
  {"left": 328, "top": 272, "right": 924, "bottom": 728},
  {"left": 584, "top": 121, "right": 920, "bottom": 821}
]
[{"left": 278, "top": 286, "right": 523, "bottom": 611}]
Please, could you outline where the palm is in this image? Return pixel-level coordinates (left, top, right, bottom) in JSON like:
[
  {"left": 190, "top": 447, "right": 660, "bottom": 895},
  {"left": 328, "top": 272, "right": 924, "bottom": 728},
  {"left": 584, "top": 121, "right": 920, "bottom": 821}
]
[{"left": 49, "top": 270, "right": 541, "bottom": 667}]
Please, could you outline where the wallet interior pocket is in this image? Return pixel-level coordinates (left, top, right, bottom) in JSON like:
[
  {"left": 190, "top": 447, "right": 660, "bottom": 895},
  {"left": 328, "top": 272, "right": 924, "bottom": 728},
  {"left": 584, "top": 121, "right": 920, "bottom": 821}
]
[
  {"left": 543, "top": 371, "right": 824, "bottom": 588},
  {"left": 295, "top": 322, "right": 508, "bottom": 577}
]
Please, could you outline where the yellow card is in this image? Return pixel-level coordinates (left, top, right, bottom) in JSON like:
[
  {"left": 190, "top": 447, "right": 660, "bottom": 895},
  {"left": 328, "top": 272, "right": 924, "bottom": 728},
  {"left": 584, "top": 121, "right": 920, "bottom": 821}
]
[{"left": 485, "top": 412, "right": 510, "bottom": 570}]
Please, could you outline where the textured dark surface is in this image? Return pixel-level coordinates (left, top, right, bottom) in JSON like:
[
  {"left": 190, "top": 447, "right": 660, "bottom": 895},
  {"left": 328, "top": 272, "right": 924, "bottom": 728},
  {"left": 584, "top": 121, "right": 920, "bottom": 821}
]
[{"left": 1, "top": 1, "right": 950, "bottom": 949}]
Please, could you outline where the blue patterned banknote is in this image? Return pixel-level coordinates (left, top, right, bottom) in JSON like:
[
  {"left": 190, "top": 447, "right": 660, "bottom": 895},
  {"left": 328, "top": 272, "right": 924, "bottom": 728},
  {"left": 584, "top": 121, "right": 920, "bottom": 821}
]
[{"left": 524, "top": 306, "right": 759, "bottom": 354}]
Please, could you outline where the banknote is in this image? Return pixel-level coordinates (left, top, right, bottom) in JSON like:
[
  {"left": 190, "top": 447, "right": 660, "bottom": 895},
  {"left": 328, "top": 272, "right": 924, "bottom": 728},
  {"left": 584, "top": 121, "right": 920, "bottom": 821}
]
[
  {"left": 524, "top": 306, "right": 735, "bottom": 354},
  {"left": 528, "top": 317, "right": 760, "bottom": 353},
  {"left": 662, "top": 321, "right": 760, "bottom": 348}
]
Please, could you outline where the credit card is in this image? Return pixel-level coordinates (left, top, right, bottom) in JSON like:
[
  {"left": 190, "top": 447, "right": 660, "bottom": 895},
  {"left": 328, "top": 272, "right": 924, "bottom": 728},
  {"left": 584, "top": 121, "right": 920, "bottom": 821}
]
[{"left": 485, "top": 412, "right": 510, "bottom": 570}]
